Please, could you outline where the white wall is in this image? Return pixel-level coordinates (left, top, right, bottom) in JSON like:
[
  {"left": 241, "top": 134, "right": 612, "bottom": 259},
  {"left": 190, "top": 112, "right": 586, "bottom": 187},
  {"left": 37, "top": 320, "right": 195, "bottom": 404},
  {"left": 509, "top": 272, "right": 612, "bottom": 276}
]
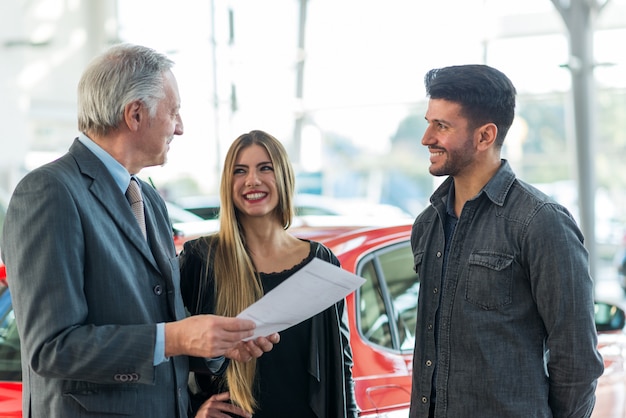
[{"left": 0, "top": 0, "right": 118, "bottom": 194}]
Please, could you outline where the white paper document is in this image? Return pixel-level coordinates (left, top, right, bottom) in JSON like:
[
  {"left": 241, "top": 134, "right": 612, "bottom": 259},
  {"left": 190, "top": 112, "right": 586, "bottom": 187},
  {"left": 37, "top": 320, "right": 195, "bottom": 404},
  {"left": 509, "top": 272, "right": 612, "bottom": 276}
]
[{"left": 237, "top": 257, "right": 366, "bottom": 340}]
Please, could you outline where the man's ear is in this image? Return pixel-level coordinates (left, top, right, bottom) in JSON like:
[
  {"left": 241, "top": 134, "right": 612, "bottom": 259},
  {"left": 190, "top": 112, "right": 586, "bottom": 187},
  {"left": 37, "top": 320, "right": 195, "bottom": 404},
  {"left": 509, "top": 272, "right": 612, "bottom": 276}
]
[
  {"left": 124, "top": 100, "right": 143, "bottom": 131},
  {"left": 476, "top": 123, "right": 498, "bottom": 150}
]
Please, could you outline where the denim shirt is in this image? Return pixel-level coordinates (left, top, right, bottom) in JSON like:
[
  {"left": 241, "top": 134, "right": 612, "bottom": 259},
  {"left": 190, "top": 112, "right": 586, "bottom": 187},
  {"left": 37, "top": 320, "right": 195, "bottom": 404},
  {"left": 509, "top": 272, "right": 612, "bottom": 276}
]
[{"left": 409, "top": 160, "right": 604, "bottom": 418}]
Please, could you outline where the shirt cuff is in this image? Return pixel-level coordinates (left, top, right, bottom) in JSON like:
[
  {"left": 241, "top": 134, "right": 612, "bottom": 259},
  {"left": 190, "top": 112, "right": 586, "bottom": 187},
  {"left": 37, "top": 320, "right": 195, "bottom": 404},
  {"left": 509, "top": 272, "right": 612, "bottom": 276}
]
[
  {"left": 154, "top": 323, "right": 169, "bottom": 365},
  {"left": 206, "top": 356, "right": 226, "bottom": 373}
]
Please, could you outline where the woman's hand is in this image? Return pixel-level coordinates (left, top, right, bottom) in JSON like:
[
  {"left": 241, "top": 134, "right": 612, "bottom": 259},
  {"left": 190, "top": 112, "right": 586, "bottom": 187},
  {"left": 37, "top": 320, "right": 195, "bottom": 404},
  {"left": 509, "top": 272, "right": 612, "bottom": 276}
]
[
  {"left": 195, "top": 391, "right": 252, "bottom": 418},
  {"left": 225, "top": 333, "right": 280, "bottom": 362}
]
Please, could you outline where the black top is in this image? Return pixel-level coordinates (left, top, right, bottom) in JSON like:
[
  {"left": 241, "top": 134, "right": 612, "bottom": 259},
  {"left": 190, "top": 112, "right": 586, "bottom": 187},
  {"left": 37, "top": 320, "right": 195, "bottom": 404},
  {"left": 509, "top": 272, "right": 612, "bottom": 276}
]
[
  {"left": 179, "top": 236, "right": 358, "bottom": 418},
  {"left": 254, "top": 253, "right": 316, "bottom": 418}
]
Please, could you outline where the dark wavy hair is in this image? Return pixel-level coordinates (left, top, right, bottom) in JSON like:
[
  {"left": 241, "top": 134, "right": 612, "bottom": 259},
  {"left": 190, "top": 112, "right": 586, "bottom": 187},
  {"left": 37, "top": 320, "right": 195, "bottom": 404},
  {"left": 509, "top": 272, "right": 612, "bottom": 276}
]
[{"left": 424, "top": 64, "right": 517, "bottom": 146}]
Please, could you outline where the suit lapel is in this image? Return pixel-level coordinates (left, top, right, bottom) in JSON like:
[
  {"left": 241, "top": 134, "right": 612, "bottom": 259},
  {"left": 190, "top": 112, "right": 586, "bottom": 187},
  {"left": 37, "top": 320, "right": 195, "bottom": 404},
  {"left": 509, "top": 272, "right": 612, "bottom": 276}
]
[
  {"left": 69, "top": 140, "right": 160, "bottom": 273},
  {"left": 143, "top": 196, "right": 171, "bottom": 275},
  {"left": 142, "top": 187, "right": 186, "bottom": 320}
]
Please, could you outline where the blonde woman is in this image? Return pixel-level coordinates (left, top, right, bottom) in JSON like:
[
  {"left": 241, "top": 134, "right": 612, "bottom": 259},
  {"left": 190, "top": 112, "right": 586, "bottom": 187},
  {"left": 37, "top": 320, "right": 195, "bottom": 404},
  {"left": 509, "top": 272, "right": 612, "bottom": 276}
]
[{"left": 180, "top": 130, "right": 358, "bottom": 418}]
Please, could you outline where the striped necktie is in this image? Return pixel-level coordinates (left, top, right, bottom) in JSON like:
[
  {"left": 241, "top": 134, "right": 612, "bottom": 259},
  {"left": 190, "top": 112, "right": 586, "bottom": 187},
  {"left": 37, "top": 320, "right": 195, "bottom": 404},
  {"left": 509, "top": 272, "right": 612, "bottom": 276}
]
[{"left": 126, "top": 177, "right": 147, "bottom": 239}]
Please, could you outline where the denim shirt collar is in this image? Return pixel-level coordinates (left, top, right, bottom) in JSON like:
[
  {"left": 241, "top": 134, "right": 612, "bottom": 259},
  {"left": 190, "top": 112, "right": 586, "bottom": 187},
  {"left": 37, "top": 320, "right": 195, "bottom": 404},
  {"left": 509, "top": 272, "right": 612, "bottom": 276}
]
[{"left": 431, "top": 159, "right": 516, "bottom": 209}]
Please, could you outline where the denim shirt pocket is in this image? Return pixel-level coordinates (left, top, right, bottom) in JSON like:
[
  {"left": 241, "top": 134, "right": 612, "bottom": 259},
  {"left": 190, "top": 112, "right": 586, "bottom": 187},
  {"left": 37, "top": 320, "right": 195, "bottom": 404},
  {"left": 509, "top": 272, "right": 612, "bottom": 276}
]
[
  {"left": 413, "top": 251, "right": 424, "bottom": 282},
  {"left": 465, "top": 251, "right": 514, "bottom": 310}
]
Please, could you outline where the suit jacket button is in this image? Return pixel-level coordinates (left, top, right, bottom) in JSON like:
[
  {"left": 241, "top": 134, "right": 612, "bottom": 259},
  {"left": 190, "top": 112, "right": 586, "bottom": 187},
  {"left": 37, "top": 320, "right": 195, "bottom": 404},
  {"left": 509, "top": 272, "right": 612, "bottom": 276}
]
[{"left": 153, "top": 285, "right": 163, "bottom": 295}]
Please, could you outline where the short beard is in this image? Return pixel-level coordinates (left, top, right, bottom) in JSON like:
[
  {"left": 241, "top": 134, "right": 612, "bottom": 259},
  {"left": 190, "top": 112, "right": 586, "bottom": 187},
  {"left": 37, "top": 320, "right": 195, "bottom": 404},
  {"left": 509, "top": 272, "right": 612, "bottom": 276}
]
[{"left": 429, "top": 139, "right": 475, "bottom": 177}]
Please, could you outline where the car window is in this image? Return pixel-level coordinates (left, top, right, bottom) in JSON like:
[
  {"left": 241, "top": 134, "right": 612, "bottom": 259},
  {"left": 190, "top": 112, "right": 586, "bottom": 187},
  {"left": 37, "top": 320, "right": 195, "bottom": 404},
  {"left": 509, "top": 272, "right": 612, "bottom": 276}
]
[
  {"left": 359, "top": 261, "right": 392, "bottom": 347},
  {"left": 0, "top": 287, "right": 21, "bottom": 381},
  {"left": 295, "top": 206, "right": 338, "bottom": 216},
  {"left": 377, "top": 245, "right": 419, "bottom": 350},
  {"left": 186, "top": 206, "right": 220, "bottom": 220},
  {"left": 357, "top": 242, "right": 419, "bottom": 351},
  {"left": 165, "top": 201, "right": 205, "bottom": 224}
]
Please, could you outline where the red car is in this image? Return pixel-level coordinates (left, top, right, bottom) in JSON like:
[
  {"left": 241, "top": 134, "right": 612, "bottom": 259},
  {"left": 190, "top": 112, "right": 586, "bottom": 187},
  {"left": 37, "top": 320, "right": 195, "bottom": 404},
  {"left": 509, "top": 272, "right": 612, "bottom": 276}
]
[
  {"left": 1, "top": 222, "right": 626, "bottom": 417},
  {"left": 292, "top": 223, "right": 416, "bottom": 415}
]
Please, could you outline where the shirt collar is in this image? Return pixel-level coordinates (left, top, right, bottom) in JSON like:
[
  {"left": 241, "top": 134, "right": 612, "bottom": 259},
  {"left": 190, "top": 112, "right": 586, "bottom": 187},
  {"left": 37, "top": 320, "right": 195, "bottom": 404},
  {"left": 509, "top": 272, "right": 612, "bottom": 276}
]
[
  {"left": 77, "top": 133, "right": 132, "bottom": 194},
  {"left": 432, "top": 159, "right": 517, "bottom": 209}
]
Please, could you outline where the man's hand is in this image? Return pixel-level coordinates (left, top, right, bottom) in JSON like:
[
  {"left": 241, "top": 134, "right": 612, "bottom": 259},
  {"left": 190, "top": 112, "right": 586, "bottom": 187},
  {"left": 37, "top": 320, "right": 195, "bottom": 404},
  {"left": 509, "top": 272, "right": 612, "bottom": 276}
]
[
  {"left": 194, "top": 391, "right": 252, "bottom": 418},
  {"left": 225, "top": 333, "right": 280, "bottom": 362},
  {"left": 164, "top": 315, "right": 256, "bottom": 358}
]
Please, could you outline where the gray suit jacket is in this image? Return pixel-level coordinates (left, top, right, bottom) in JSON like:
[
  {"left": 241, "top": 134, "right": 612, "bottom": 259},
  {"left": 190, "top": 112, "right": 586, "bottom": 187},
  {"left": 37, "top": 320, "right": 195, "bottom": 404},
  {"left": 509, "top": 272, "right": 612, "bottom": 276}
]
[{"left": 1, "top": 139, "right": 190, "bottom": 417}]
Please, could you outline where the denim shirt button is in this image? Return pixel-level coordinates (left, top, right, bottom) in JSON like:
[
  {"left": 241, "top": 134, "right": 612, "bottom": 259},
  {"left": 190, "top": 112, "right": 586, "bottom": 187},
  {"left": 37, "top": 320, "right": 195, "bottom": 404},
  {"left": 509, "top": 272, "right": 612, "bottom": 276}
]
[
  {"left": 428, "top": 323, "right": 433, "bottom": 330},
  {"left": 426, "top": 360, "right": 432, "bottom": 367},
  {"left": 436, "top": 251, "right": 442, "bottom": 258},
  {"left": 421, "top": 396, "right": 428, "bottom": 404},
  {"left": 433, "top": 287, "right": 438, "bottom": 294}
]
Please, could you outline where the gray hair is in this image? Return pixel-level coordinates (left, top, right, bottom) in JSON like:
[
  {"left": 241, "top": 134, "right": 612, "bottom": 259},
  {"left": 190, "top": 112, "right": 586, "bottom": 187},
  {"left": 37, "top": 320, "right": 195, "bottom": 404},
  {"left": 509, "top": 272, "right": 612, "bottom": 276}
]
[{"left": 77, "top": 43, "right": 174, "bottom": 137}]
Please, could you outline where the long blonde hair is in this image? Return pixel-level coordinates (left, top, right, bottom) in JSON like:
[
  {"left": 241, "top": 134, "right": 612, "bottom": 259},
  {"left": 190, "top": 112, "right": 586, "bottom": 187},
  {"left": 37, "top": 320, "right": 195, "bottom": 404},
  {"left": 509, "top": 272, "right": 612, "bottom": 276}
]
[{"left": 210, "top": 130, "right": 295, "bottom": 413}]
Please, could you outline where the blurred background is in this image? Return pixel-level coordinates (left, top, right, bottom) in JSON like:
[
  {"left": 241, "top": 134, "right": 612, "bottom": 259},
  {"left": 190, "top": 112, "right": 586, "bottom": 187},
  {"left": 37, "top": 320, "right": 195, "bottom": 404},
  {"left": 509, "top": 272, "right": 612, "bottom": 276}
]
[{"left": 1, "top": 0, "right": 626, "bottom": 295}]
